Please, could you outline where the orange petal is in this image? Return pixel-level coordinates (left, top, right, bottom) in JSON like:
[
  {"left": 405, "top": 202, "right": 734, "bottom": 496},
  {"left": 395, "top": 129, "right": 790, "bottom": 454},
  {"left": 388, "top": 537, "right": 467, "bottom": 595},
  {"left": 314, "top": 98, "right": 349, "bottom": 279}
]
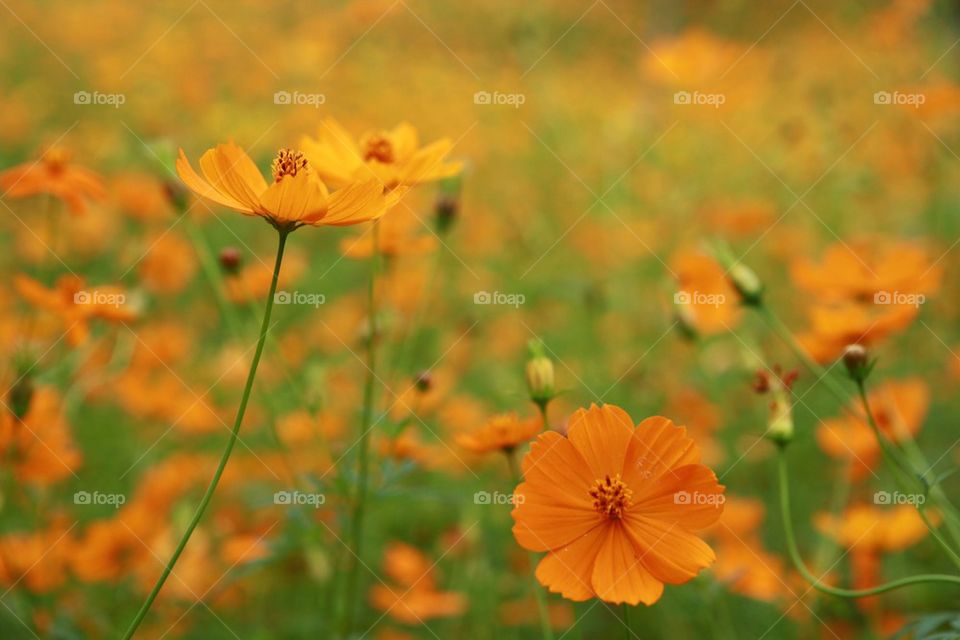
[
  {"left": 259, "top": 172, "right": 329, "bottom": 223},
  {"left": 313, "top": 180, "right": 388, "bottom": 226},
  {"left": 566, "top": 404, "right": 635, "bottom": 479},
  {"left": 198, "top": 143, "right": 267, "bottom": 212},
  {"left": 535, "top": 524, "right": 607, "bottom": 601},
  {"left": 623, "top": 515, "right": 716, "bottom": 585},
  {"left": 591, "top": 523, "right": 664, "bottom": 605},
  {"left": 621, "top": 416, "right": 700, "bottom": 488},
  {"left": 630, "top": 464, "right": 724, "bottom": 529},
  {"left": 176, "top": 148, "right": 251, "bottom": 213}
]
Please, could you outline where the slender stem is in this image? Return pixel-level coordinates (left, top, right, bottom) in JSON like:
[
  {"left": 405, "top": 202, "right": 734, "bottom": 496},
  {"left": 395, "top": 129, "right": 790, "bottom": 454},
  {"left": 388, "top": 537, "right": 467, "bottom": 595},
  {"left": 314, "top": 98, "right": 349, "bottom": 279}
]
[
  {"left": 776, "top": 449, "right": 960, "bottom": 597},
  {"left": 621, "top": 603, "right": 631, "bottom": 640},
  {"left": 340, "top": 220, "right": 382, "bottom": 638},
  {"left": 121, "top": 227, "right": 290, "bottom": 639}
]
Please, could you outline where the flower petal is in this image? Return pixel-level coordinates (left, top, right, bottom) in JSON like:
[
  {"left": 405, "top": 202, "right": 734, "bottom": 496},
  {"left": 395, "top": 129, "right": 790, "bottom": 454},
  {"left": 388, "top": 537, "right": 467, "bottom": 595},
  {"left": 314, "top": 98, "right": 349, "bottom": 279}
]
[
  {"left": 621, "top": 416, "right": 700, "bottom": 489},
  {"left": 176, "top": 148, "right": 251, "bottom": 213},
  {"left": 566, "top": 404, "right": 636, "bottom": 479},
  {"left": 259, "top": 172, "right": 329, "bottom": 223},
  {"left": 312, "top": 180, "right": 389, "bottom": 226},
  {"left": 197, "top": 143, "right": 267, "bottom": 212},
  {"left": 535, "top": 524, "right": 607, "bottom": 601},
  {"left": 623, "top": 515, "right": 716, "bottom": 585},
  {"left": 591, "top": 523, "right": 664, "bottom": 605},
  {"left": 630, "top": 464, "right": 724, "bottom": 529}
]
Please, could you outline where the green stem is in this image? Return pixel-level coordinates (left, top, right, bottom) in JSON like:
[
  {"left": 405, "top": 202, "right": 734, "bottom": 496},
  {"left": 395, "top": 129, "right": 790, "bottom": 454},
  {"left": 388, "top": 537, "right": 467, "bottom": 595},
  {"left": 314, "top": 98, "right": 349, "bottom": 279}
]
[
  {"left": 340, "top": 220, "right": 382, "bottom": 638},
  {"left": 121, "top": 227, "right": 290, "bottom": 639},
  {"left": 621, "top": 603, "right": 631, "bottom": 640},
  {"left": 776, "top": 449, "right": 960, "bottom": 597}
]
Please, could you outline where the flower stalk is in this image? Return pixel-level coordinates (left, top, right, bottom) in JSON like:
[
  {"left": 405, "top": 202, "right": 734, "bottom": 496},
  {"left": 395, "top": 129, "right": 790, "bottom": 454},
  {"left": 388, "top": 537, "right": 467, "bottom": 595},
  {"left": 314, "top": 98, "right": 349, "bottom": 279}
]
[{"left": 121, "top": 225, "right": 291, "bottom": 639}]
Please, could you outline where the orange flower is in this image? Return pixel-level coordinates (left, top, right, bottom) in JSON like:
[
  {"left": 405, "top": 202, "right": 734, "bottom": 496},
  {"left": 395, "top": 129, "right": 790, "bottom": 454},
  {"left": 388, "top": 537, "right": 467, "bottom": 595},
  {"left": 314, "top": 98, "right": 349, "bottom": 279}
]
[
  {"left": 512, "top": 404, "right": 724, "bottom": 605},
  {"left": 369, "top": 542, "right": 467, "bottom": 624},
  {"left": 176, "top": 142, "right": 398, "bottom": 229},
  {"left": 14, "top": 274, "right": 137, "bottom": 346},
  {"left": 340, "top": 207, "right": 437, "bottom": 259},
  {"left": 0, "top": 386, "right": 81, "bottom": 486},
  {"left": 301, "top": 118, "right": 462, "bottom": 190},
  {"left": 817, "top": 378, "right": 929, "bottom": 480},
  {"left": 0, "top": 146, "right": 105, "bottom": 215},
  {"left": 457, "top": 413, "right": 543, "bottom": 455},
  {"left": 671, "top": 250, "right": 741, "bottom": 335}
]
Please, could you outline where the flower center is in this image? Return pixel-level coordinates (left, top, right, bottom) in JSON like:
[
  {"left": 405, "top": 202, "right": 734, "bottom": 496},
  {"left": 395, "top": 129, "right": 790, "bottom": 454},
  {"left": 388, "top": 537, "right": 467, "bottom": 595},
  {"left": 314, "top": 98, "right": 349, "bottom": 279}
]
[
  {"left": 589, "top": 474, "right": 632, "bottom": 519},
  {"left": 271, "top": 149, "right": 308, "bottom": 182},
  {"left": 42, "top": 147, "right": 70, "bottom": 173},
  {"left": 362, "top": 134, "right": 395, "bottom": 163}
]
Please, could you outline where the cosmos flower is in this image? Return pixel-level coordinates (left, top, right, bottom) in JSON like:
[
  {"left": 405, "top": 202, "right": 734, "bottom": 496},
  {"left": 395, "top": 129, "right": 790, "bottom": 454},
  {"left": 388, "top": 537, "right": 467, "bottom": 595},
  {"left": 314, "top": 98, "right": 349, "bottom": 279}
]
[
  {"left": 369, "top": 542, "right": 467, "bottom": 624},
  {"left": 300, "top": 118, "right": 462, "bottom": 190},
  {"left": 176, "top": 142, "right": 400, "bottom": 229},
  {"left": 511, "top": 404, "right": 724, "bottom": 605},
  {"left": 0, "top": 146, "right": 105, "bottom": 215},
  {"left": 456, "top": 413, "right": 543, "bottom": 455}
]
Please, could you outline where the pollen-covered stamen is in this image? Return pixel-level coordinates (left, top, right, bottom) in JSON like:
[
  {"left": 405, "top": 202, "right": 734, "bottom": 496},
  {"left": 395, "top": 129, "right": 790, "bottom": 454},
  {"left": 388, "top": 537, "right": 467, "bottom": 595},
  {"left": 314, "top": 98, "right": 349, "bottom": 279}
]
[
  {"left": 271, "top": 149, "right": 308, "bottom": 182},
  {"left": 362, "top": 134, "right": 394, "bottom": 163},
  {"left": 589, "top": 474, "right": 633, "bottom": 519}
]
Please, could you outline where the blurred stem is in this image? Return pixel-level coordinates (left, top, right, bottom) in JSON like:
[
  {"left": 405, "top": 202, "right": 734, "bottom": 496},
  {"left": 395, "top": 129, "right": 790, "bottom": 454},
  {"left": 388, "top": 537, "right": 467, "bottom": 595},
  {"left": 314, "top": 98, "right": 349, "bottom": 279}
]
[
  {"left": 121, "top": 225, "right": 290, "bottom": 640},
  {"left": 777, "top": 448, "right": 960, "bottom": 597},
  {"left": 340, "top": 220, "right": 381, "bottom": 638},
  {"left": 621, "top": 604, "right": 631, "bottom": 640},
  {"left": 506, "top": 447, "right": 554, "bottom": 640},
  {"left": 856, "top": 380, "right": 960, "bottom": 564}
]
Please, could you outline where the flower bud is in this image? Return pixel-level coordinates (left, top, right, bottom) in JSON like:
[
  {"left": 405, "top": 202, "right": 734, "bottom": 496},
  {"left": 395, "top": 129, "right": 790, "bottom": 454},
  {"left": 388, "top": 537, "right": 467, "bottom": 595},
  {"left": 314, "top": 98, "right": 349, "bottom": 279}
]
[
  {"left": 728, "top": 263, "right": 763, "bottom": 306},
  {"left": 842, "top": 344, "right": 873, "bottom": 384},
  {"left": 767, "top": 392, "right": 794, "bottom": 446},
  {"left": 414, "top": 370, "right": 432, "bottom": 393},
  {"left": 219, "top": 247, "right": 242, "bottom": 275},
  {"left": 162, "top": 179, "right": 189, "bottom": 212},
  {"left": 525, "top": 340, "right": 555, "bottom": 408},
  {"left": 434, "top": 194, "right": 458, "bottom": 235}
]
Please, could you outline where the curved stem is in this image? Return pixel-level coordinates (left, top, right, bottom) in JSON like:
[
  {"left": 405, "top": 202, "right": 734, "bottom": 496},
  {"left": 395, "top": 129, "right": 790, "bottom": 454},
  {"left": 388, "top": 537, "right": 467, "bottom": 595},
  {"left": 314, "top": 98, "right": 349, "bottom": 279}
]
[
  {"left": 340, "top": 220, "right": 381, "bottom": 638},
  {"left": 121, "top": 227, "right": 290, "bottom": 639},
  {"left": 776, "top": 450, "right": 960, "bottom": 597}
]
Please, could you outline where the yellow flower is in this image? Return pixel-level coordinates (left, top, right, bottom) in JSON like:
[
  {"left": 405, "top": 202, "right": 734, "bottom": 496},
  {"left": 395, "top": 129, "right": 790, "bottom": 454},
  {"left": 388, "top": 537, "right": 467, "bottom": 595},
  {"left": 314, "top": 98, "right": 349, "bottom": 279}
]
[
  {"left": 300, "top": 118, "right": 462, "bottom": 190},
  {"left": 176, "top": 142, "right": 399, "bottom": 229}
]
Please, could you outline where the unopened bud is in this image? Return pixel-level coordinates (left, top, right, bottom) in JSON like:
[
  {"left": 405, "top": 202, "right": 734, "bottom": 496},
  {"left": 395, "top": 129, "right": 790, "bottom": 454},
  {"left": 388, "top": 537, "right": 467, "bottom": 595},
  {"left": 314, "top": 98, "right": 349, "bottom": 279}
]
[
  {"left": 8, "top": 376, "right": 34, "bottom": 421},
  {"left": 163, "top": 179, "right": 189, "bottom": 212},
  {"left": 525, "top": 340, "right": 555, "bottom": 409},
  {"left": 842, "top": 344, "right": 873, "bottom": 384},
  {"left": 435, "top": 194, "right": 458, "bottom": 235},
  {"left": 414, "top": 370, "right": 432, "bottom": 393},
  {"left": 728, "top": 263, "right": 763, "bottom": 306},
  {"left": 219, "top": 247, "right": 242, "bottom": 275},
  {"left": 767, "top": 393, "right": 794, "bottom": 446}
]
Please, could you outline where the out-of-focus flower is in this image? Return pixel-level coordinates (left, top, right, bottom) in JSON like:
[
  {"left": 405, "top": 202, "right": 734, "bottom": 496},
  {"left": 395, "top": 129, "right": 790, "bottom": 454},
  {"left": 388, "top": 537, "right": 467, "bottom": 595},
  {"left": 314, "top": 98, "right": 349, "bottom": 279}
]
[
  {"left": 817, "top": 378, "right": 929, "bottom": 480},
  {"left": 340, "top": 207, "right": 437, "bottom": 259},
  {"left": 671, "top": 250, "right": 742, "bottom": 335},
  {"left": 456, "top": 413, "right": 542, "bottom": 455},
  {"left": 139, "top": 231, "right": 198, "bottom": 294},
  {"left": 512, "top": 404, "right": 724, "bottom": 605},
  {"left": 301, "top": 119, "right": 462, "bottom": 190},
  {"left": 369, "top": 542, "right": 467, "bottom": 624},
  {"left": 791, "top": 241, "right": 942, "bottom": 362},
  {"left": 176, "top": 143, "right": 398, "bottom": 229},
  {"left": 14, "top": 274, "right": 137, "bottom": 346},
  {"left": 0, "top": 386, "right": 80, "bottom": 486},
  {"left": 0, "top": 146, "right": 105, "bottom": 215}
]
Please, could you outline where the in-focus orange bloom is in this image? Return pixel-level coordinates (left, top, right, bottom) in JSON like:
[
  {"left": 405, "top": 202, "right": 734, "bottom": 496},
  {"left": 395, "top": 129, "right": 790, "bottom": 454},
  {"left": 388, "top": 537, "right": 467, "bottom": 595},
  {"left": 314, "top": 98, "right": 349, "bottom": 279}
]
[
  {"left": 369, "top": 542, "right": 467, "bottom": 624},
  {"left": 817, "top": 378, "right": 928, "bottom": 480},
  {"left": 512, "top": 404, "right": 724, "bottom": 605},
  {"left": 456, "top": 413, "right": 543, "bottom": 454},
  {"left": 15, "top": 274, "right": 137, "bottom": 346},
  {"left": 0, "top": 146, "right": 105, "bottom": 215},
  {"left": 176, "top": 142, "right": 399, "bottom": 229},
  {"left": 301, "top": 119, "right": 462, "bottom": 190}
]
